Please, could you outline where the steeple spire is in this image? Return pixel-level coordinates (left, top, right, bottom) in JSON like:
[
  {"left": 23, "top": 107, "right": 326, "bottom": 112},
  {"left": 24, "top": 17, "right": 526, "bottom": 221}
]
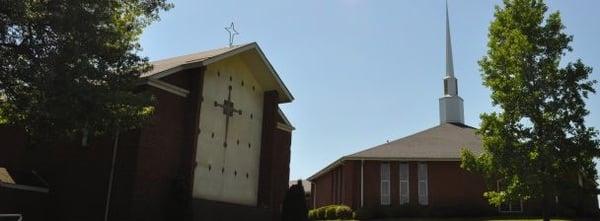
[
  {"left": 445, "top": 0, "right": 454, "bottom": 77},
  {"left": 439, "top": 0, "right": 464, "bottom": 124}
]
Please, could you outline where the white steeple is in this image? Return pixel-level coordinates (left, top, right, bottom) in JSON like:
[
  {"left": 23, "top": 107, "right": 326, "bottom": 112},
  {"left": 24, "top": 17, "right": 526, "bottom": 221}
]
[
  {"left": 439, "top": 0, "right": 464, "bottom": 124},
  {"left": 445, "top": 1, "right": 454, "bottom": 78}
]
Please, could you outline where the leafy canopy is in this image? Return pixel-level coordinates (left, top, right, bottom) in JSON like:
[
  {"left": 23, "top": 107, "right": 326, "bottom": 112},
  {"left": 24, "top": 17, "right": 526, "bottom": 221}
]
[
  {"left": 0, "top": 0, "right": 172, "bottom": 144},
  {"left": 461, "top": 0, "right": 599, "bottom": 207}
]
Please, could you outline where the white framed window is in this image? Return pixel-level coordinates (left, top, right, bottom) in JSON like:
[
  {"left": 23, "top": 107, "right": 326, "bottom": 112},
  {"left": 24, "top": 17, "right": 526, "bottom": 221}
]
[
  {"left": 399, "top": 163, "right": 409, "bottom": 204},
  {"left": 496, "top": 180, "right": 523, "bottom": 213},
  {"left": 417, "top": 162, "right": 428, "bottom": 205},
  {"left": 380, "top": 163, "right": 390, "bottom": 205}
]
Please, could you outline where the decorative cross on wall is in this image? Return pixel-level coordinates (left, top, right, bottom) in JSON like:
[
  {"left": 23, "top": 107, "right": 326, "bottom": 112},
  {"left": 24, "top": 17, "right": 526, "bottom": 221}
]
[
  {"left": 224, "top": 22, "right": 239, "bottom": 47},
  {"left": 214, "top": 85, "right": 242, "bottom": 147}
]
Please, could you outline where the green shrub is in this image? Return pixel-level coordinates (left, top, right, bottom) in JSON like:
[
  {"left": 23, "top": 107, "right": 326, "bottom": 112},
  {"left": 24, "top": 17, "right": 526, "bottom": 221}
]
[
  {"left": 308, "top": 205, "right": 353, "bottom": 220},
  {"left": 324, "top": 206, "right": 337, "bottom": 220},
  {"left": 335, "top": 205, "right": 352, "bottom": 219},
  {"left": 307, "top": 210, "right": 316, "bottom": 220},
  {"left": 316, "top": 205, "right": 329, "bottom": 219}
]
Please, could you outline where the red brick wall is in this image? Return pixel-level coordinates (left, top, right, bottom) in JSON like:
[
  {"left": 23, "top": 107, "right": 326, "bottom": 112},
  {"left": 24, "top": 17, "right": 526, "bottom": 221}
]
[
  {"left": 341, "top": 161, "right": 359, "bottom": 208},
  {"left": 0, "top": 126, "right": 142, "bottom": 221},
  {"left": 362, "top": 160, "right": 381, "bottom": 207},
  {"left": 130, "top": 84, "right": 189, "bottom": 220},
  {"left": 312, "top": 168, "right": 333, "bottom": 208},
  {"left": 428, "top": 161, "right": 489, "bottom": 208},
  {"left": 256, "top": 90, "right": 294, "bottom": 221},
  {"left": 272, "top": 128, "right": 292, "bottom": 215},
  {"left": 311, "top": 160, "right": 493, "bottom": 213}
]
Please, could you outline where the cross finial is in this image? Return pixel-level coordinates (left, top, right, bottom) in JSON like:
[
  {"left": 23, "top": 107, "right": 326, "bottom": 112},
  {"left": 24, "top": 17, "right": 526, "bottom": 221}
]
[{"left": 225, "top": 22, "right": 239, "bottom": 47}]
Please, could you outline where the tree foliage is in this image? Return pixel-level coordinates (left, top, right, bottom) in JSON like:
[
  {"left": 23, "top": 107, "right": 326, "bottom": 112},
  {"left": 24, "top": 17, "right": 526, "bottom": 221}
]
[
  {"left": 461, "top": 0, "right": 599, "bottom": 216},
  {"left": 0, "top": 0, "right": 172, "bottom": 144}
]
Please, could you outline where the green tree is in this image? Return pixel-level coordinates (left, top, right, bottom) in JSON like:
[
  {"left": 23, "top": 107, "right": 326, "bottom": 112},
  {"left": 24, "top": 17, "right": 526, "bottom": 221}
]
[
  {"left": 0, "top": 0, "right": 172, "bottom": 145},
  {"left": 461, "top": 0, "right": 599, "bottom": 220}
]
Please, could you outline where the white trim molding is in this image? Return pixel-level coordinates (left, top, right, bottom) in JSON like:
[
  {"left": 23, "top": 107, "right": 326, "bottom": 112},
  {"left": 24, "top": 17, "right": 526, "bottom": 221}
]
[
  {"left": 276, "top": 122, "right": 294, "bottom": 132},
  {"left": 145, "top": 79, "right": 190, "bottom": 97}
]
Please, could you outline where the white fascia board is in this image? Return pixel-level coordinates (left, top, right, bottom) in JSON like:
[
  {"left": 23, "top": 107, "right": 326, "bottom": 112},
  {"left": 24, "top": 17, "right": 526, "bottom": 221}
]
[
  {"left": 148, "top": 43, "right": 294, "bottom": 103},
  {"left": 344, "top": 157, "right": 462, "bottom": 161},
  {"left": 145, "top": 79, "right": 190, "bottom": 97},
  {"left": 308, "top": 157, "right": 463, "bottom": 181},
  {"left": 250, "top": 43, "right": 294, "bottom": 103},
  {"left": 276, "top": 122, "right": 294, "bottom": 132},
  {"left": 307, "top": 158, "right": 345, "bottom": 181},
  {"left": 277, "top": 108, "right": 295, "bottom": 130}
]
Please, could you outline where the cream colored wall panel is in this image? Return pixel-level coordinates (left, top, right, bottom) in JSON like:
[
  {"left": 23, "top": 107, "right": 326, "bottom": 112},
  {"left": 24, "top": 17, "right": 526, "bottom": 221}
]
[{"left": 193, "top": 55, "right": 264, "bottom": 206}]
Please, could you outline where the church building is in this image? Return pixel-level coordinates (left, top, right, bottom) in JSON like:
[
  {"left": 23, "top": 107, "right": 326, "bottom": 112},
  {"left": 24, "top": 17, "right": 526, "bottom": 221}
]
[
  {"left": 307, "top": 5, "right": 492, "bottom": 214},
  {"left": 0, "top": 42, "right": 295, "bottom": 221},
  {"left": 307, "top": 5, "right": 599, "bottom": 217}
]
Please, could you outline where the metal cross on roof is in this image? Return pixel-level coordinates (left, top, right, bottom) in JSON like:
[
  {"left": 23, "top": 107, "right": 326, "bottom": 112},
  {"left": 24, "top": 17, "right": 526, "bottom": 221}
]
[{"left": 224, "top": 22, "right": 239, "bottom": 47}]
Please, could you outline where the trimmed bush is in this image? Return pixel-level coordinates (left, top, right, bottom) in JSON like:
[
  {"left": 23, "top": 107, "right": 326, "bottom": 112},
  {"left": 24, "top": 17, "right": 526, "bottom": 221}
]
[
  {"left": 324, "top": 206, "right": 337, "bottom": 220},
  {"left": 335, "top": 205, "right": 352, "bottom": 219},
  {"left": 308, "top": 205, "right": 353, "bottom": 220}
]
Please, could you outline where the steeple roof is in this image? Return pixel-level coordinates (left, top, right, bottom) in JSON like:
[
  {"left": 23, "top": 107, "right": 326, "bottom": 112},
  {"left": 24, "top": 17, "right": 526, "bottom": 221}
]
[{"left": 445, "top": 0, "right": 454, "bottom": 78}]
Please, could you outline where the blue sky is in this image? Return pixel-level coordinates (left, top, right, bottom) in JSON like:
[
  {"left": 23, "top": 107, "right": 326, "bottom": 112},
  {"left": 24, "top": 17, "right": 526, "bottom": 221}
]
[{"left": 139, "top": 0, "right": 600, "bottom": 181}]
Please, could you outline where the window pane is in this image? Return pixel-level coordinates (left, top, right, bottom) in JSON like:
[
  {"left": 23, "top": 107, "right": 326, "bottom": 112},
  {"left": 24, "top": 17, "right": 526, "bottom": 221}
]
[
  {"left": 400, "top": 181, "right": 409, "bottom": 204},
  {"left": 399, "top": 163, "right": 408, "bottom": 180},
  {"left": 418, "top": 182, "right": 426, "bottom": 195},
  {"left": 418, "top": 163, "right": 427, "bottom": 180},
  {"left": 400, "top": 182, "right": 409, "bottom": 195},
  {"left": 418, "top": 163, "right": 428, "bottom": 205},
  {"left": 381, "top": 163, "right": 390, "bottom": 180},
  {"left": 381, "top": 163, "right": 391, "bottom": 205},
  {"left": 381, "top": 181, "right": 390, "bottom": 195}
]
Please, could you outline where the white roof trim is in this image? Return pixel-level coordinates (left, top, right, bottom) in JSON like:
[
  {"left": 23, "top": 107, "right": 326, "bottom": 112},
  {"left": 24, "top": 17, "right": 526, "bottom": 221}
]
[
  {"left": 277, "top": 108, "right": 294, "bottom": 129},
  {"left": 145, "top": 43, "right": 293, "bottom": 103},
  {"left": 307, "top": 158, "right": 344, "bottom": 181},
  {"left": 307, "top": 156, "right": 462, "bottom": 181},
  {"left": 145, "top": 79, "right": 190, "bottom": 97},
  {"left": 276, "top": 122, "right": 294, "bottom": 132}
]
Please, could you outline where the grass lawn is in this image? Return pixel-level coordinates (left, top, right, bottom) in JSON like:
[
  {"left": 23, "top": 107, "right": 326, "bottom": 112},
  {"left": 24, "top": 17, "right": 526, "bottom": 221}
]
[
  {"left": 319, "top": 218, "right": 597, "bottom": 221},
  {"left": 361, "top": 218, "right": 595, "bottom": 221}
]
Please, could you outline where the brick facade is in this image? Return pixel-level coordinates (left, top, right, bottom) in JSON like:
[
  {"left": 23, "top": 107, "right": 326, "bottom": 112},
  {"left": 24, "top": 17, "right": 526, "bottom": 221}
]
[
  {"left": 0, "top": 67, "right": 293, "bottom": 221},
  {"left": 311, "top": 160, "right": 495, "bottom": 214}
]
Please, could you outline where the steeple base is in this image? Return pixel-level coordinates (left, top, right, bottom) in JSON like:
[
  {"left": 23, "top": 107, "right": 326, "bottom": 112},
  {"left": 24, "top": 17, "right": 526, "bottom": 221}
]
[{"left": 439, "top": 95, "right": 464, "bottom": 124}]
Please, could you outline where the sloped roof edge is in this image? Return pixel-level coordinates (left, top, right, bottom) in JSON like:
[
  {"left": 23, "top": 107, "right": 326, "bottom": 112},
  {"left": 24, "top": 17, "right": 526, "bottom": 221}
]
[
  {"left": 307, "top": 123, "right": 482, "bottom": 181},
  {"left": 143, "top": 42, "right": 294, "bottom": 103}
]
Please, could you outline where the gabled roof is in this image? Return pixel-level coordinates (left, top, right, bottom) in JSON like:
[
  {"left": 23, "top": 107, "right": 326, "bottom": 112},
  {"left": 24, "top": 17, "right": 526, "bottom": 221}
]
[
  {"left": 307, "top": 123, "right": 483, "bottom": 181},
  {"left": 142, "top": 42, "right": 293, "bottom": 103},
  {"left": 347, "top": 123, "right": 482, "bottom": 160}
]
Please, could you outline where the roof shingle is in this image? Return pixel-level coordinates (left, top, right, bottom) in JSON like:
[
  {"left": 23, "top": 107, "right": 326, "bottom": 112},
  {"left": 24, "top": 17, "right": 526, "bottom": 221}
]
[{"left": 346, "top": 123, "right": 482, "bottom": 160}]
